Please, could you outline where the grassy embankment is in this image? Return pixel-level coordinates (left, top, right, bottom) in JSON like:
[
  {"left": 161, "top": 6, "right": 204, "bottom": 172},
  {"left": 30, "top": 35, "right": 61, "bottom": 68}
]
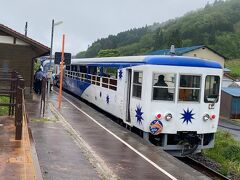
[
  {"left": 0, "top": 96, "right": 9, "bottom": 116},
  {"left": 225, "top": 59, "right": 240, "bottom": 78},
  {"left": 203, "top": 131, "right": 240, "bottom": 176}
]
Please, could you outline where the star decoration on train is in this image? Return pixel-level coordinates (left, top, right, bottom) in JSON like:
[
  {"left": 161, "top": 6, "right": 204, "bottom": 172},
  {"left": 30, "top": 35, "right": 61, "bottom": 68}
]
[
  {"left": 135, "top": 105, "right": 144, "bottom": 125},
  {"left": 118, "top": 69, "right": 123, "bottom": 79},
  {"left": 106, "top": 95, "right": 109, "bottom": 104},
  {"left": 181, "top": 108, "right": 195, "bottom": 124}
]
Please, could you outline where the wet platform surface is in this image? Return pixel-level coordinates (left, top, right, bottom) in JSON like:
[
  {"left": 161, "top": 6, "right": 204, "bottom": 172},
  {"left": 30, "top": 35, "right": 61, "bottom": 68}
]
[
  {"left": 0, "top": 116, "right": 36, "bottom": 180},
  {"left": 26, "top": 91, "right": 209, "bottom": 180},
  {"left": 26, "top": 95, "right": 100, "bottom": 180}
]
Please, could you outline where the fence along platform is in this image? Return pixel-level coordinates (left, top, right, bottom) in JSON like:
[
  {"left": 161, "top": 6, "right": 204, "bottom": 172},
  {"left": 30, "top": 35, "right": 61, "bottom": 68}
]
[
  {"left": 0, "top": 70, "right": 24, "bottom": 140},
  {"left": 0, "top": 69, "right": 42, "bottom": 179}
]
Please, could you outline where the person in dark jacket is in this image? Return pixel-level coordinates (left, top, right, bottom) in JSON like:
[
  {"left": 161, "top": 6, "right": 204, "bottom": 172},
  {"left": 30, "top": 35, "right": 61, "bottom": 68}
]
[
  {"left": 34, "top": 68, "right": 46, "bottom": 94},
  {"left": 153, "top": 75, "right": 168, "bottom": 100}
]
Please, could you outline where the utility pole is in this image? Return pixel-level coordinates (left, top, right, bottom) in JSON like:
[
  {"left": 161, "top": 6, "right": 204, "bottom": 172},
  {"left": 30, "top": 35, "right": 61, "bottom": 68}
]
[
  {"left": 50, "top": 19, "right": 54, "bottom": 69},
  {"left": 47, "top": 19, "right": 63, "bottom": 95},
  {"left": 47, "top": 19, "right": 55, "bottom": 95},
  {"left": 25, "top": 22, "right": 28, "bottom": 36}
]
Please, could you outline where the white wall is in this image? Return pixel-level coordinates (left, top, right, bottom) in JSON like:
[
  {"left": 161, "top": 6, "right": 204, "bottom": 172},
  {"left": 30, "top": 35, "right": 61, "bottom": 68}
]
[
  {"left": 0, "top": 35, "right": 29, "bottom": 45},
  {"left": 184, "top": 47, "right": 225, "bottom": 68}
]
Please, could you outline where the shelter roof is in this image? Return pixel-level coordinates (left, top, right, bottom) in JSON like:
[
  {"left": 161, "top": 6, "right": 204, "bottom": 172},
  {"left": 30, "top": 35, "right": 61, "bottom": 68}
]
[{"left": 0, "top": 24, "right": 50, "bottom": 57}]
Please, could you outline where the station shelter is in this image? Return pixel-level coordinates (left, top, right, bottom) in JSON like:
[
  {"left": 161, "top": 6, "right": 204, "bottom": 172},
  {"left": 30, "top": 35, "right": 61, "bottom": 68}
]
[{"left": 0, "top": 24, "right": 50, "bottom": 94}]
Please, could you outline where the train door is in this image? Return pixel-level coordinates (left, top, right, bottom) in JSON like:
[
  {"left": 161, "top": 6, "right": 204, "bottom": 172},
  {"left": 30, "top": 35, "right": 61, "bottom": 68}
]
[{"left": 126, "top": 69, "right": 132, "bottom": 123}]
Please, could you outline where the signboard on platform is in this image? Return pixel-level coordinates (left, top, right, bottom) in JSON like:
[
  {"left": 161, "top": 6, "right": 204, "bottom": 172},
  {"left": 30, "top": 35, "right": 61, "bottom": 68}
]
[{"left": 54, "top": 52, "right": 71, "bottom": 65}]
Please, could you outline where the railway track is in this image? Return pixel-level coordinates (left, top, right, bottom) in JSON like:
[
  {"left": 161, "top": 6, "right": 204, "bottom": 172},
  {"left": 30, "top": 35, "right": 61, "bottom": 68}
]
[
  {"left": 178, "top": 156, "right": 230, "bottom": 180},
  {"left": 58, "top": 88, "right": 232, "bottom": 179}
]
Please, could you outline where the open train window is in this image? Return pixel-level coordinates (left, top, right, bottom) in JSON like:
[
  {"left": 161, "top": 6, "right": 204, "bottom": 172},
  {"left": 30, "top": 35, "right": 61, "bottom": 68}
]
[
  {"left": 152, "top": 73, "right": 175, "bottom": 101},
  {"left": 101, "top": 67, "right": 118, "bottom": 90},
  {"left": 89, "top": 66, "right": 97, "bottom": 75},
  {"left": 178, "top": 75, "right": 201, "bottom": 102},
  {"left": 66, "top": 65, "right": 70, "bottom": 70},
  {"left": 204, "top": 76, "right": 220, "bottom": 103},
  {"left": 102, "top": 67, "right": 118, "bottom": 78},
  {"left": 71, "top": 65, "right": 77, "bottom": 72},
  {"left": 132, "top": 71, "right": 143, "bottom": 98},
  {"left": 79, "top": 66, "right": 87, "bottom": 73}
]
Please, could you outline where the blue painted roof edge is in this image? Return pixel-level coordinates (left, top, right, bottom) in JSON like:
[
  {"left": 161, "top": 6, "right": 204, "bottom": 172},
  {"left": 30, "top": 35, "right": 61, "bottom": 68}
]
[
  {"left": 144, "top": 56, "right": 222, "bottom": 69},
  {"left": 71, "top": 56, "right": 222, "bottom": 69},
  {"left": 222, "top": 87, "right": 240, "bottom": 97}
]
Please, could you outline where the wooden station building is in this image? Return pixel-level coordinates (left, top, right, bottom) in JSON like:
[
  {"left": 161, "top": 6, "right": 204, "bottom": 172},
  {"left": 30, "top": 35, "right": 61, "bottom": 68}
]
[{"left": 0, "top": 24, "right": 50, "bottom": 93}]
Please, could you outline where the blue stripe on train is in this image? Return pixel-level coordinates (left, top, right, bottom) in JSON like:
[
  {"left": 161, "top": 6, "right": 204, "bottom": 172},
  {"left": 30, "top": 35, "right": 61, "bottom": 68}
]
[{"left": 64, "top": 76, "right": 90, "bottom": 96}]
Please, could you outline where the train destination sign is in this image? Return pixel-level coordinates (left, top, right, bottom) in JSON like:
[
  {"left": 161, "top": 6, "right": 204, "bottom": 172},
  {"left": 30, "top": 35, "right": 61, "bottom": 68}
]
[{"left": 54, "top": 52, "right": 71, "bottom": 65}]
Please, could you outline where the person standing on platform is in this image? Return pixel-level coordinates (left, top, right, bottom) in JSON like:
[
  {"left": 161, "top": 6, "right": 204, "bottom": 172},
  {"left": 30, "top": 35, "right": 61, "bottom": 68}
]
[{"left": 34, "top": 68, "right": 46, "bottom": 94}]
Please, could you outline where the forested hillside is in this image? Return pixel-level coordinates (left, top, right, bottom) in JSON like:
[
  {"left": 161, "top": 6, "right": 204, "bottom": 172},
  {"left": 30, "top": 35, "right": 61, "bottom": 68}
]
[{"left": 76, "top": 0, "right": 240, "bottom": 59}]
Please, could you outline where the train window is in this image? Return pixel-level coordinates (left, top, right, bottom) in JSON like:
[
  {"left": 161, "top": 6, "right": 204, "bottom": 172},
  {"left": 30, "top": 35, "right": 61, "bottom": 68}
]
[
  {"left": 80, "top": 66, "right": 87, "bottom": 73},
  {"left": 179, "top": 75, "right": 201, "bottom": 102},
  {"left": 76, "top": 66, "right": 81, "bottom": 72},
  {"left": 152, "top": 73, "right": 175, "bottom": 101},
  {"left": 71, "top": 65, "right": 77, "bottom": 72},
  {"left": 132, "top": 71, "right": 143, "bottom": 98},
  {"left": 204, "top": 76, "right": 220, "bottom": 103},
  {"left": 66, "top": 65, "right": 70, "bottom": 70},
  {"left": 89, "top": 66, "right": 97, "bottom": 75},
  {"left": 101, "top": 67, "right": 118, "bottom": 90},
  {"left": 102, "top": 67, "right": 117, "bottom": 78}
]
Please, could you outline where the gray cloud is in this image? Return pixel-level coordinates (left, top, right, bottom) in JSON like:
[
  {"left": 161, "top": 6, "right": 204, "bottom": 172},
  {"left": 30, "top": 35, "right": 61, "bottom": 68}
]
[{"left": 0, "top": 0, "right": 215, "bottom": 55}]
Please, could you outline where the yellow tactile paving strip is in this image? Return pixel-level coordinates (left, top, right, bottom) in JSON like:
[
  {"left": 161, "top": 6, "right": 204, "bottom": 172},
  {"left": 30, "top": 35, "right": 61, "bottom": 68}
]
[{"left": 0, "top": 116, "right": 37, "bottom": 180}]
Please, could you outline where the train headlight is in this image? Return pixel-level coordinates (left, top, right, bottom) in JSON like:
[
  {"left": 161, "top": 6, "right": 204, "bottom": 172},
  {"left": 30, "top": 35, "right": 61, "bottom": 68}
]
[
  {"left": 165, "top": 113, "right": 172, "bottom": 121},
  {"left": 203, "top": 114, "right": 210, "bottom": 121},
  {"left": 155, "top": 113, "right": 162, "bottom": 119}
]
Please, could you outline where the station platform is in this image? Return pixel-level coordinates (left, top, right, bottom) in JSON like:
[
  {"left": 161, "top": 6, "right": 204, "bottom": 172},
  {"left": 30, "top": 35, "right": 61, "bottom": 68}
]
[
  {"left": 25, "top": 90, "right": 210, "bottom": 180},
  {"left": 0, "top": 116, "right": 38, "bottom": 180}
]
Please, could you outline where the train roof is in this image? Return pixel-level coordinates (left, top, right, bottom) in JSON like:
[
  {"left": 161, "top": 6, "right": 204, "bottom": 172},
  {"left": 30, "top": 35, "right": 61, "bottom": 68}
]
[{"left": 70, "top": 55, "right": 222, "bottom": 69}]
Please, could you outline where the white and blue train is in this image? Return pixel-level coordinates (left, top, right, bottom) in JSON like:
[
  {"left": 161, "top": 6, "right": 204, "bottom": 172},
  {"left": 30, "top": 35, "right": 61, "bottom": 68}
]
[{"left": 62, "top": 55, "right": 222, "bottom": 156}]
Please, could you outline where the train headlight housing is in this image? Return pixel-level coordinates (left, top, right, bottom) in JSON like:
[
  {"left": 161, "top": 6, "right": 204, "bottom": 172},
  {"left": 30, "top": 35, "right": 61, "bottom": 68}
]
[
  {"left": 165, "top": 113, "right": 172, "bottom": 121},
  {"left": 203, "top": 114, "right": 210, "bottom": 121}
]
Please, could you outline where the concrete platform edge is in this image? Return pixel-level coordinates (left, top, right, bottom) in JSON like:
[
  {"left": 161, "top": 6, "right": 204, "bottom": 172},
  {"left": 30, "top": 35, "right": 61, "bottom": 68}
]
[{"left": 28, "top": 126, "right": 44, "bottom": 180}]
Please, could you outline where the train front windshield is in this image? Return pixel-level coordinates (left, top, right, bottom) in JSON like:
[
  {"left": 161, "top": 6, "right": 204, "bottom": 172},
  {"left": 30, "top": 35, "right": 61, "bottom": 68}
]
[{"left": 204, "top": 75, "right": 220, "bottom": 103}]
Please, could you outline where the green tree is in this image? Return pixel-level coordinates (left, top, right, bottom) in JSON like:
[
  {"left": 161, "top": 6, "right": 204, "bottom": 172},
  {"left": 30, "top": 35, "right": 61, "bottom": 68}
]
[
  {"left": 75, "top": 0, "right": 240, "bottom": 59},
  {"left": 167, "top": 29, "right": 182, "bottom": 48},
  {"left": 98, "top": 49, "right": 120, "bottom": 57},
  {"left": 153, "top": 29, "right": 164, "bottom": 49},
  {"left": 76, "top": 51, "right": 86, "bottom": 58}
]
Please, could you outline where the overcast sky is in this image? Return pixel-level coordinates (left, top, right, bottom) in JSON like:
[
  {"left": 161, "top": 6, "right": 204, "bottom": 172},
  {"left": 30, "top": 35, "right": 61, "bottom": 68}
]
[{"left": 0, "top": 0, "right": 215, "bottom": 55}]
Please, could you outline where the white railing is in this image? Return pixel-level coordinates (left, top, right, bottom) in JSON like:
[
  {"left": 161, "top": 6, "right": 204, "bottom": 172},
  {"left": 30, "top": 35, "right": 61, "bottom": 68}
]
[{"left": 65, "top": 70, "right": 117, "bottom": 91}]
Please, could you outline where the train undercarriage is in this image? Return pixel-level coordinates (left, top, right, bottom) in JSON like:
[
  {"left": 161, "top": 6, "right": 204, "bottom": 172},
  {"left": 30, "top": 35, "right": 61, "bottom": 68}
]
[{"left": 148, "top": 131, "right": 215, "bottom": 156}]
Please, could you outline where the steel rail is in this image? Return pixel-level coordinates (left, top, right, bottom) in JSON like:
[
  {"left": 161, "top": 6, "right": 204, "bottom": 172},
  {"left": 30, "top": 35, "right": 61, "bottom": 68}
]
[{"left": 178, "top": 156, "right": 230, "bottom": 180}]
